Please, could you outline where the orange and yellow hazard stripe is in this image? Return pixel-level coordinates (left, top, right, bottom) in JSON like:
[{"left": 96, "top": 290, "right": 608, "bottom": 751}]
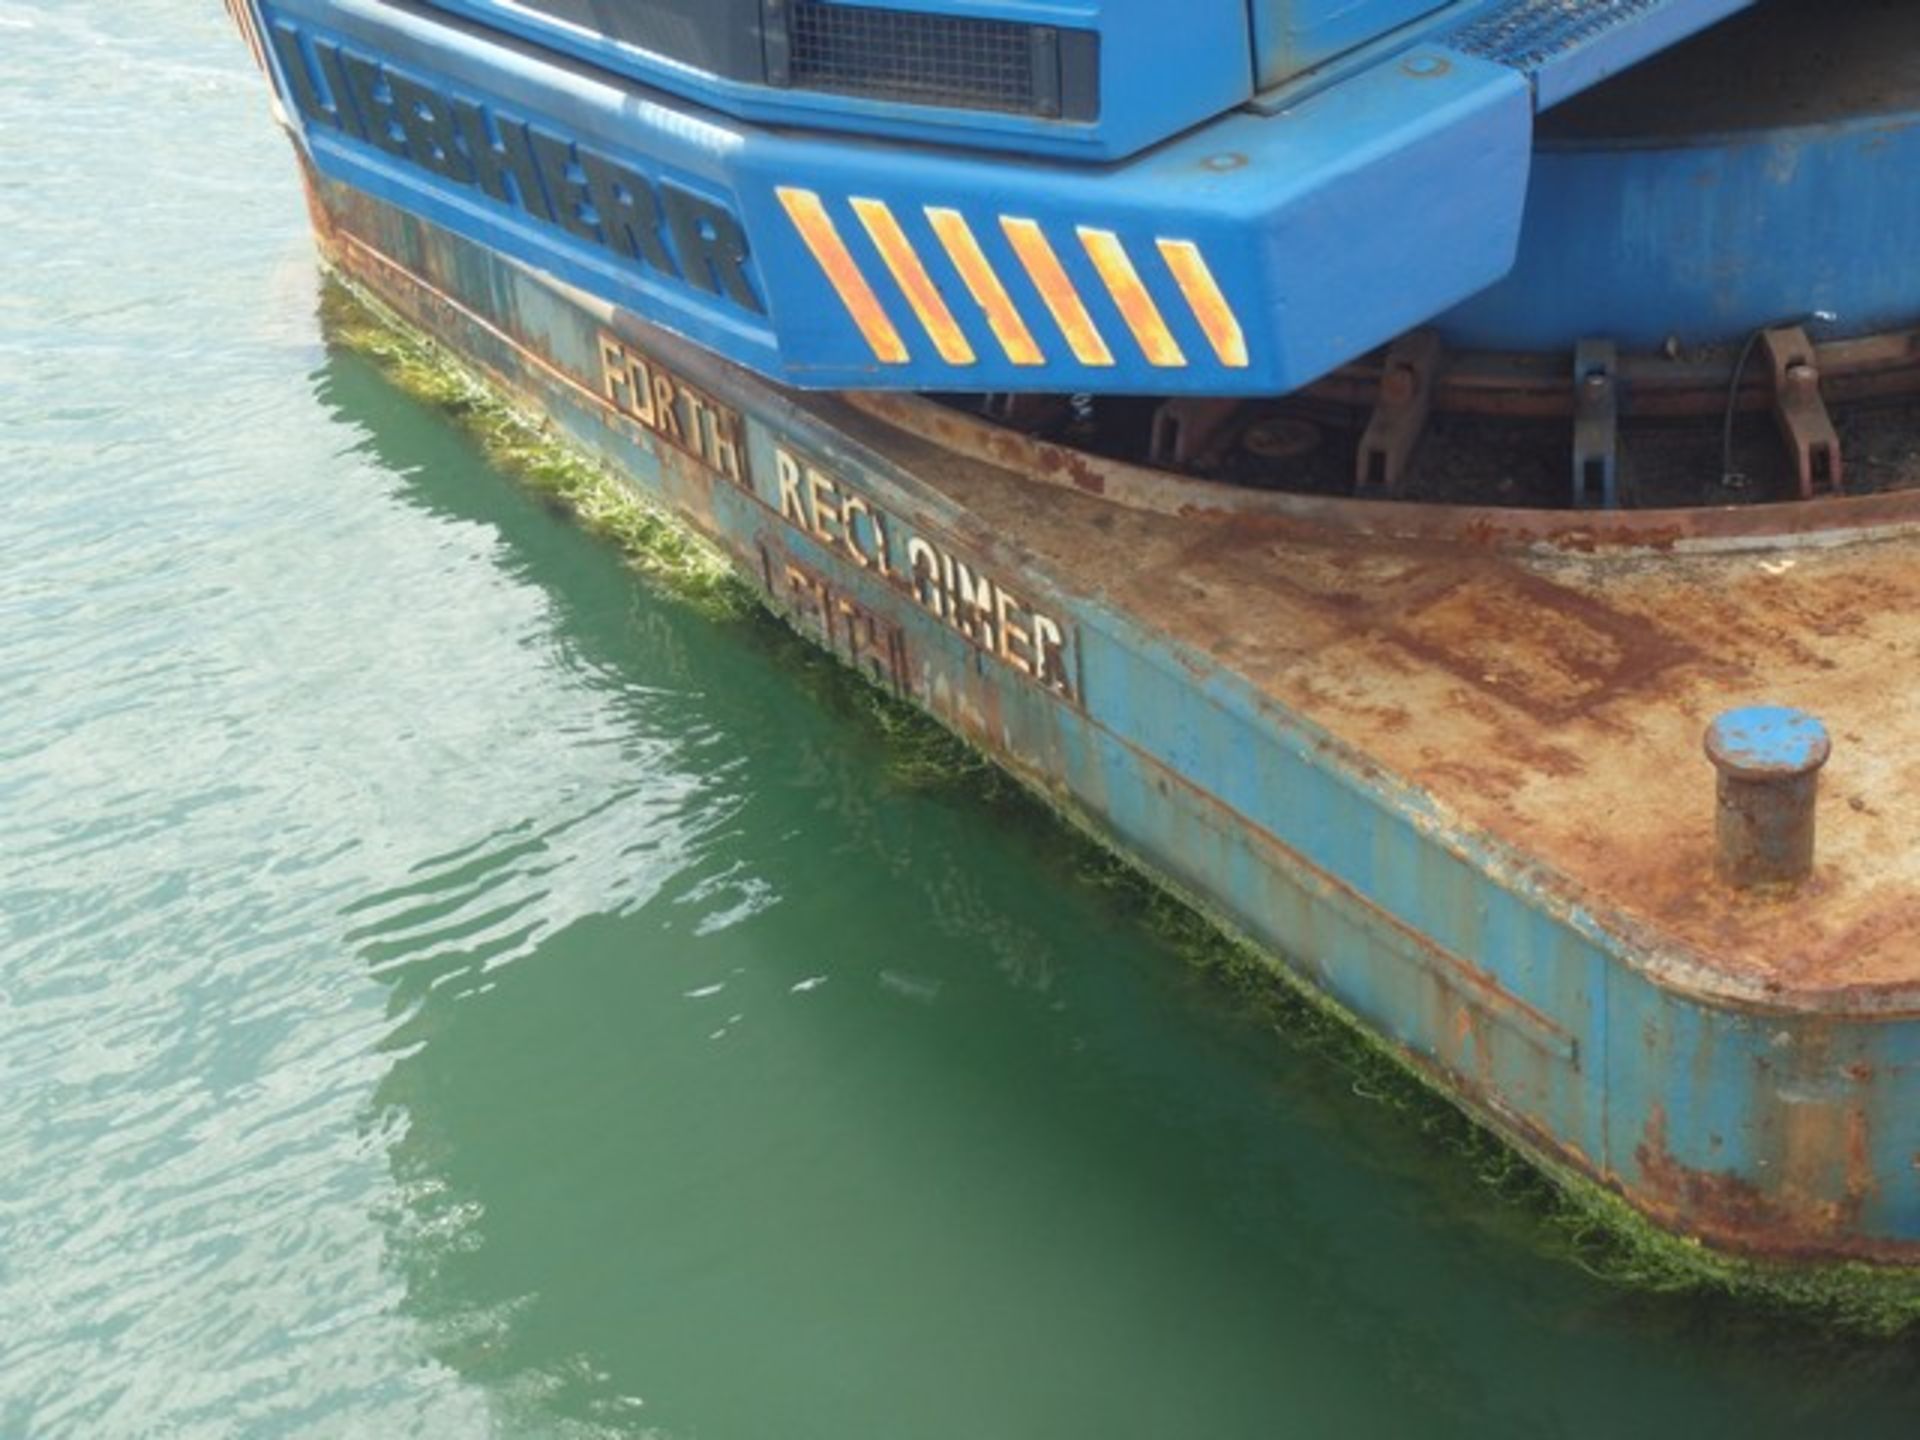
[{"left": 776, "top": 188, "right": 1249, "bottom": 373}]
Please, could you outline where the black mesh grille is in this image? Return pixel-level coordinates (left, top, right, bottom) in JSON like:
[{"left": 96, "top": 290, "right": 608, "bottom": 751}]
[{"left": 788, "top": 3, "right": 1045, "bottom": 114}]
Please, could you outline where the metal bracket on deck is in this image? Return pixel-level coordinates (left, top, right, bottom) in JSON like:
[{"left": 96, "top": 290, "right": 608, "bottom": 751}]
[
  {"left": 1149, "top": 398, "right": 1243, "bottom": 469},
  {"left": 1356, "top": 330, "right": 1441, "bottom": 496},
  {"left": 1761, "top": 326, "right": 1844, "bottom": 498},
  {"left": 1572, "top": 338, "right": 1621, "bottom": 510}
]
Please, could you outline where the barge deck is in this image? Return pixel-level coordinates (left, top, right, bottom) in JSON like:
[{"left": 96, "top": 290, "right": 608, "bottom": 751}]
[{"left": 314, "top": 174, "right": 1920, "bottom": 1266}]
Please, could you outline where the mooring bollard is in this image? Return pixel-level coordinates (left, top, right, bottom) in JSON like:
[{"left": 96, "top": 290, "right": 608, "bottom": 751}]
[{"left": 1704, "top": 706, "right": 1831, "bottom": 889}]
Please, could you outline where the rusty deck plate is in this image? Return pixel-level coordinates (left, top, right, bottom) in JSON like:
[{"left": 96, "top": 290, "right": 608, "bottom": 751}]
[{"left": 850, "top": 391, "right": 1920, "bottom": 1008}]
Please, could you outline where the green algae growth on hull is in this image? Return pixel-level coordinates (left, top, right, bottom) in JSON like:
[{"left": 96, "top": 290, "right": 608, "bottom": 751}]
[{"left": 317, "top": 275, "right": 1920, "bottom": 1336}]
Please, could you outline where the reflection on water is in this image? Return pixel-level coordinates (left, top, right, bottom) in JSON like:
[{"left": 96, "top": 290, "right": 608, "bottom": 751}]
[{"left": 6, "top": 1, "right": 1920, "bottom": 1436}]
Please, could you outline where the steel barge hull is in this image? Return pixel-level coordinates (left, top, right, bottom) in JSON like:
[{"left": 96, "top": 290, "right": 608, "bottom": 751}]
[{"left": 300, "top": 166, "right": 1920, "bottom": 1267}]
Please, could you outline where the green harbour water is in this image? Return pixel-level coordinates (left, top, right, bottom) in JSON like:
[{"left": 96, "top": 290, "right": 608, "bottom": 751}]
[{"left": 7, "top": 3, "right": 1920, "bottom": 1435}]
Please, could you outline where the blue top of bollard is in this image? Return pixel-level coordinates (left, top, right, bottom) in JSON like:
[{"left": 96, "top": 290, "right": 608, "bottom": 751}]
[{"left": 1704, "top": 706, "right": 1832, "bottom": 780}]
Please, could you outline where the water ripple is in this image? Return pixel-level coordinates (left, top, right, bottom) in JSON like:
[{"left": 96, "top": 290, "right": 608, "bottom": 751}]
[{"left": 0, "top": 4, "right": 746, "bottom": 1431}]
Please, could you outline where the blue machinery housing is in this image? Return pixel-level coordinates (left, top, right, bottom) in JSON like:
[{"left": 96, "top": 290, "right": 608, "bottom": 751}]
[
  {"left": 230, "top": 0, "right": 1920, "bottom": 1268},
  {"left": 249, "top": 0, "right": 1757, "bottom": 396}
]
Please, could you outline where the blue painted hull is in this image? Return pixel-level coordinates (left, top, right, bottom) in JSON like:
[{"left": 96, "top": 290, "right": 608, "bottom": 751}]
[{"left": 307, "top": 172, "right": 1920, "bottom": 1264}]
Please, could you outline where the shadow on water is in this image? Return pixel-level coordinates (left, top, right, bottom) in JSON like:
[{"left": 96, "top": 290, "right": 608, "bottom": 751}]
[{"left": 309, "top": 327, "right": 1920, "bottom": 1437}]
